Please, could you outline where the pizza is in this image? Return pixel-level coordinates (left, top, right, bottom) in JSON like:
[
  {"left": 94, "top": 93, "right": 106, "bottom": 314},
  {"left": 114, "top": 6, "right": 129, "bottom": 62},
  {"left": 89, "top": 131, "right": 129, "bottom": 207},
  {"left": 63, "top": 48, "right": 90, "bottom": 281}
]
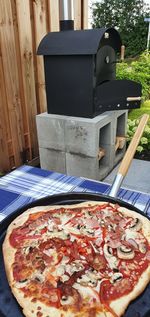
[{"left": 2, "top": 201, "right": 150, "bottom": 317}]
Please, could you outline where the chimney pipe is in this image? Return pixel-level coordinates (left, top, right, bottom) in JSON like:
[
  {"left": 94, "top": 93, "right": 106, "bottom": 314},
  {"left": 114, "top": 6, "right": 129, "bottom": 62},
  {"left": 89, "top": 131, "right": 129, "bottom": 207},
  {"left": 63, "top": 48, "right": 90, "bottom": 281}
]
[{"left": 59, "top": 0, "right": 74, "bottom": 31}]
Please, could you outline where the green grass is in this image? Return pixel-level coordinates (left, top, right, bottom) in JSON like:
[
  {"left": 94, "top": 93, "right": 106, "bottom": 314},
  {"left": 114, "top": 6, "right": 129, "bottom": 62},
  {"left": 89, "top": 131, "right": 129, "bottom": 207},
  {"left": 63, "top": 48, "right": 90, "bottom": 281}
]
[{"left": 128, "top": 100, "right": 150, "bottom": 122}]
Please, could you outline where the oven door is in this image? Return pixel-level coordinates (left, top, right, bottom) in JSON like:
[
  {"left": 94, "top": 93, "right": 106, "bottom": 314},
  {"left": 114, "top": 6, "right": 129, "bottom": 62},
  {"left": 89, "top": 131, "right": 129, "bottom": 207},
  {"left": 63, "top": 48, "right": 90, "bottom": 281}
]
[{"left": 94, "top": 79, "right": 142, "bottom": 114}]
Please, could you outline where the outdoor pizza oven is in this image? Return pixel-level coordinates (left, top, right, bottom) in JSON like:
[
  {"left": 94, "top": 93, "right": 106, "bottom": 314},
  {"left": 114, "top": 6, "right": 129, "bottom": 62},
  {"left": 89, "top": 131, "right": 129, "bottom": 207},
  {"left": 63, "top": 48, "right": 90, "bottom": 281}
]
[{"left": 37, "top": 0, "right": 142, "bottom": 118}]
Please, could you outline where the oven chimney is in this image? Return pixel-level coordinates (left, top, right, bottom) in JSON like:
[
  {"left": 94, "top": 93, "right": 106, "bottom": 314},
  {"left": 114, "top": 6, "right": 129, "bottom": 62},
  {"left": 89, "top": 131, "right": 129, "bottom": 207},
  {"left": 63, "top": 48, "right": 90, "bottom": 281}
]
[{"left": 59, "top": 0, "right": 74, "bottom": 31}]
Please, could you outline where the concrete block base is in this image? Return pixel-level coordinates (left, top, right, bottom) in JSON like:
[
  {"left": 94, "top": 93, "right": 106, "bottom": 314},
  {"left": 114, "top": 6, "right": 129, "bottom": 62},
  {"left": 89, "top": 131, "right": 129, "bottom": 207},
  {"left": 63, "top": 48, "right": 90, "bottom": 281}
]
[
  {"left": 66, "top": 147, "right": 114, "bottom": 180},
  {"left": 39, "top": 148, "right": 66, "bottom": 174},
  {"left": 36, "top": 110, "right": 128, "bottom": 180}
]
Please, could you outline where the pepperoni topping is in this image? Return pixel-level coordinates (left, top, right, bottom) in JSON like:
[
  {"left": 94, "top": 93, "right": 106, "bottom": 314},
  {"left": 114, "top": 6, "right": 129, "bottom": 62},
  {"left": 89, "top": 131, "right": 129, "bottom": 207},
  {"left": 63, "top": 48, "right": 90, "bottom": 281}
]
[
  {"left": 41, "top": 288, "right": 61, "bottom": 307},
  {"left": 13, "top": 264, "right": 33, "bottom": 281},
  {"left": 91, "top": 254, "right": 107, "bottom": 271},
  {"left": 9, "top": 232, "right": 41, "bottom": 248}
]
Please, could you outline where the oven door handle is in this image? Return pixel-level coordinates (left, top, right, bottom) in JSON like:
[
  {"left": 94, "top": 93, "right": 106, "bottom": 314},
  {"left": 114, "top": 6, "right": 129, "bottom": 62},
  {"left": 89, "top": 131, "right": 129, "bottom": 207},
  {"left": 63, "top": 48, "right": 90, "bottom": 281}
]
[{"left": 127, "top": 96, "right": 141, "bottom": 101}]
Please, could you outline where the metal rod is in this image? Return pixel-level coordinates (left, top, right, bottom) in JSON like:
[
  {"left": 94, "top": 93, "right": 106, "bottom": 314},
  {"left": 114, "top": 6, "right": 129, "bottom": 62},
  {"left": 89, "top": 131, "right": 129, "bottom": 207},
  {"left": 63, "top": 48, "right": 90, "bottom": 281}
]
[
  {"left": 59, "top": 0, "right": 74, "bottom": 21},
  {"left": 109, "top": 174, "right": 124, "bottom": 198}
]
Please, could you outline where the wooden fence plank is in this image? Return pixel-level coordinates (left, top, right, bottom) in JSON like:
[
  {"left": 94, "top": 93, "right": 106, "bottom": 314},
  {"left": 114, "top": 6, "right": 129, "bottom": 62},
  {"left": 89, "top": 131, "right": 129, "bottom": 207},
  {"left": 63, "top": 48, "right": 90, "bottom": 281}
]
[
  {"left": 32, "top": 0, "right": 48, "bottom": 114},
  {"left": 0, "top": 39, "right": 11, "bottom": 143},
  {"left": 74, "top": 0, "right": 81, "bottom": 30},
  {"left": 47, "top": 0, "right": 59, "bottom": 32},
  {"left": 0, "top": 0, "right": 24, "bottom": 167},
  {"left": 11, "top": 0, "right": 32, "bottom": 161},
  {"left": 82, "top": 0, "right": 89, "bottom": 29},
  {"left": 0, "top": 42, "right": 10, "bottom": 171},
  {"left": 16, "top": 0, "right": 38, "bottom": 158}
]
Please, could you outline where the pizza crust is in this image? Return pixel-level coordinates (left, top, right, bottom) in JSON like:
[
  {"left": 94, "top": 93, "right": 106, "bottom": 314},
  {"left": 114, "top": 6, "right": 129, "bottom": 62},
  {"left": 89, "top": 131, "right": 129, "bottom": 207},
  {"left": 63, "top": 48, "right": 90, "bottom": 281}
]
[{"left": 2, "top": 200, "right": 150, "bottom": 317}]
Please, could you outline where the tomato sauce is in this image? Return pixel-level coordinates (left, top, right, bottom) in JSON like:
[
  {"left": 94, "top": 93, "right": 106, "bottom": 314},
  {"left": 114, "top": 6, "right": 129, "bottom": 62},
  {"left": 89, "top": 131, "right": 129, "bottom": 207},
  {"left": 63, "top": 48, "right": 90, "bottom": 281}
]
[{"left": 100, "top": 251, "right": 150, "bottom": 303}]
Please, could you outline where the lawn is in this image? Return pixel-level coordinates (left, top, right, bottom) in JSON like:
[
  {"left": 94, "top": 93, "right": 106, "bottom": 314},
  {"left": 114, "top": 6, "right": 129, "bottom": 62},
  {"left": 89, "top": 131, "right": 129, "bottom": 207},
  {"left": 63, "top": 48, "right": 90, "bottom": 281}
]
[{"left": 128, "top": 100, "right": 150, "bottom": 122}]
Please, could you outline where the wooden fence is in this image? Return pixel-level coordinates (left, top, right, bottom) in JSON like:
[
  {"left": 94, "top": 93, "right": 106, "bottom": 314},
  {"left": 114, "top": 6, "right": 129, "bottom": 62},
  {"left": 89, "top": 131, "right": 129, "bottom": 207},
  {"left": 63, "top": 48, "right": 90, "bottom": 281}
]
[{"left": 0, "top": 0, "right": 88, "bottom": 172}]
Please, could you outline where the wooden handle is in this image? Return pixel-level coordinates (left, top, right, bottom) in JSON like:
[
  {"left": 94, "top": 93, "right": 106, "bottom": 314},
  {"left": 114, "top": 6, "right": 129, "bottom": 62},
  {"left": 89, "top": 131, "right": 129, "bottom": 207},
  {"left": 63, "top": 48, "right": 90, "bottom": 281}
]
[
  {"left": 127, "top": 97, "right": 141, "bottom": 101},
  {"left": 121, "top": 45, "right": 125, "bottom": 61},
  {"left": 118, "top": 114, "right": 149, "bottom": 177}
]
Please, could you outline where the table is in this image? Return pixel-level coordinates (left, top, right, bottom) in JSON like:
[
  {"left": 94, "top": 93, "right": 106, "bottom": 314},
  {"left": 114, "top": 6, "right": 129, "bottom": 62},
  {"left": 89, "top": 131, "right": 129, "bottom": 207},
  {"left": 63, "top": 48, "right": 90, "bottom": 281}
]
[{"left": 0, "top": 165, "right": 150, "bottom": 222}]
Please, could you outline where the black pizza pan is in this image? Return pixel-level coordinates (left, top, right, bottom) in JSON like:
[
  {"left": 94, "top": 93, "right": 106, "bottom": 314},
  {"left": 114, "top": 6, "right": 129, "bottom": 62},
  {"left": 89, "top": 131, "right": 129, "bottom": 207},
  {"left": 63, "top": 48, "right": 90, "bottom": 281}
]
[{"left": 0, "top": 192, "right": 150, "bottom": 317}]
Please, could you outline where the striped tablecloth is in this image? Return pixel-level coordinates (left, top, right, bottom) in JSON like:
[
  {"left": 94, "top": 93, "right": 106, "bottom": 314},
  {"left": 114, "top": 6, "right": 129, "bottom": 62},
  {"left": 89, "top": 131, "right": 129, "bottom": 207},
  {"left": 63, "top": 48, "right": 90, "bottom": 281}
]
[{"left": 0, "top": 165, "right": 150, "bottom": 222}]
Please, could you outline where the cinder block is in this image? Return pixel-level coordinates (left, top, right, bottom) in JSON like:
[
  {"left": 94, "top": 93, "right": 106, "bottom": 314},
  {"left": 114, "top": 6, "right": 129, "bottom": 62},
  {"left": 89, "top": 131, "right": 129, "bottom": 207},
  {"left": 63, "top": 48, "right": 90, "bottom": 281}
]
[
  {"left": 65, "top": 121, "right": 99, "bottom": 157},
  {"left": 114, "top": 110, "right": 128, "bottom": 136},
  {"left": 36, "top": 110, "right": 127, "bottom": 155},
  {"left": 99, "top": 121, "right": 115, "bottom": 147},
  {"left": 99, "top": 144, "right": 115, "bottom": 170},
  {"left": 104, "top": 110, "right": 128, "bottom": 121},
  {"left": 65, "top": 112, "right": 117, "bottom": 157},
  {"left": 66, "top": 152, "right": 99, "bottom": 180},
  {"left": 39, "top": 148, "right": 66, "bottom": 174},
  {"left": 114, "top": 145, "right": 126, "bottom": 166},
  {"left": 37, "top": 110, "right": 128, "bottom": 180},
  {"left": 102, "top": 110, "right": 128, "bottom": 142},
  {"left": 36, "top": 113, "right": 66, "bottom": 151},
  {"left": 66, "top": 146, "right": 115, "bottom": 181}
]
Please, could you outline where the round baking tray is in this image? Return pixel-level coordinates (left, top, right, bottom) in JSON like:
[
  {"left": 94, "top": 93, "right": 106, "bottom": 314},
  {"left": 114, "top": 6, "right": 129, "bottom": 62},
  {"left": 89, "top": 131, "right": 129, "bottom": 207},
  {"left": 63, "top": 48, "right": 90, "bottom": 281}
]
[{"left": 0, "top": 192, "right": 150, "bottom": 317}]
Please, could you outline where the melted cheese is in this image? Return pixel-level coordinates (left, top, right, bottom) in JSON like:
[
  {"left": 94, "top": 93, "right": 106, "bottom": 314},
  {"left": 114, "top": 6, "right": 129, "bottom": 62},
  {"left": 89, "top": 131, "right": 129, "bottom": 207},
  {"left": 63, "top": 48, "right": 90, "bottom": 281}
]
[
  {"left": 125, "top": 229, "right": 145, "bottom": 243},
  {"left": 73, "top": 282, "right": 100, "bottom": 303}
]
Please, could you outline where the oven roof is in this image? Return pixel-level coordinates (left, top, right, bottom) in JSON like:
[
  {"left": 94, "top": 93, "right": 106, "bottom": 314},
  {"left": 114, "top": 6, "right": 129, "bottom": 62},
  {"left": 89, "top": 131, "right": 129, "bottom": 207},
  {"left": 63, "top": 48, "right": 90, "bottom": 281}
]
[{"left": 37, "top": 27, "right": 122, "bottom": 56}]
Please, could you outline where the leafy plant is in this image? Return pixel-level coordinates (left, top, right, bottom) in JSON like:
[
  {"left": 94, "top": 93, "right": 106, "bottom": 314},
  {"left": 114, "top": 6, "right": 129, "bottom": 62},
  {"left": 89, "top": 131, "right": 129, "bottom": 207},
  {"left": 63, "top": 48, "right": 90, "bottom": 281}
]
[
  {"left": 127, "top": 118, "right": 150, "bottom": 153},
  {"left": 116, "top": 51, "right": 150, "bottom": 100}
]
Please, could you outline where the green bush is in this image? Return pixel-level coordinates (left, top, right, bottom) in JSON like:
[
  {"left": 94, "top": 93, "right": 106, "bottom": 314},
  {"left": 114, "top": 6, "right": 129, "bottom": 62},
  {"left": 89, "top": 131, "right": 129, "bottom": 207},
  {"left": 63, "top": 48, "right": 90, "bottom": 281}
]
[
  {"left": 116, "top": 51, "right": 150, "bottom": 100},
  {"left": 116, "top": 50, "right": 150, "bottom": 156},
  {"left": 127, "top": 118, "right": 150, "bottom": 153}
]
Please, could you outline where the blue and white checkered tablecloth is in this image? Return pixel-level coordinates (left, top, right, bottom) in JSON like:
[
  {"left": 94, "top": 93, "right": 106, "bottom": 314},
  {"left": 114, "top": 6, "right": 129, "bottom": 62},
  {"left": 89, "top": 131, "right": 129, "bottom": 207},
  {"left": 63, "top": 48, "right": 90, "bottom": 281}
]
[{"left": 0, "top": 165, "right": 150, "bottom": 222}]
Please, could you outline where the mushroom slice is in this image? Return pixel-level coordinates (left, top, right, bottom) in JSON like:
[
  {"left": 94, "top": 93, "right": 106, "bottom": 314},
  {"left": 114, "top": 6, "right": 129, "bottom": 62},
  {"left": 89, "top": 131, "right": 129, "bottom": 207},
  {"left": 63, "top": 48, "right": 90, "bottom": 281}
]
[
  {"left": 33, "top": 272, "right": 45, "bottom": 283},
  {"left": 103, "top": 244, "right": 119, "bottom": 269},
  {"left": 103, "top": 244, "right": 113, "bottom": 258},
  {"left": 15, "top": 279, "right": 29, "bottom": 288},
  {"left": 117, "top": 245, "right": 135, "bottom": 260},
  {"left": 110, "top": 272, "right": 123, "bottom": 284},
  {"left": 129, "top": 218, "right": 142, "bottom": 231}
]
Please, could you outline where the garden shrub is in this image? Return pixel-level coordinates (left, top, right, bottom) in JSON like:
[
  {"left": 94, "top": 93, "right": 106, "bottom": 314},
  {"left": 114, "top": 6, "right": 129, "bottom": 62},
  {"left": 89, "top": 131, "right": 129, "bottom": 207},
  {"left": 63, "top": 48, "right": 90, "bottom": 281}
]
[
  {"left": 116, "top": 51, "right": 150, "bottom": 157},
  {"left": 116, "top": 51, "right": 150, "bottom": 100},
  {"left": 127, "top": 118, "right": 150, "bottom": 154}
]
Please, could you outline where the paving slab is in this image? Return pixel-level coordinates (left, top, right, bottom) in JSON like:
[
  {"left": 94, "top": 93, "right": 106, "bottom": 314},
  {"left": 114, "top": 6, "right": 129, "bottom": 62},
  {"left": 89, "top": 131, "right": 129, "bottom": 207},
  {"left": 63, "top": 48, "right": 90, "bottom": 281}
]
[{"left": 103, "top": 159, "right": 150, "bottom": 194}]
